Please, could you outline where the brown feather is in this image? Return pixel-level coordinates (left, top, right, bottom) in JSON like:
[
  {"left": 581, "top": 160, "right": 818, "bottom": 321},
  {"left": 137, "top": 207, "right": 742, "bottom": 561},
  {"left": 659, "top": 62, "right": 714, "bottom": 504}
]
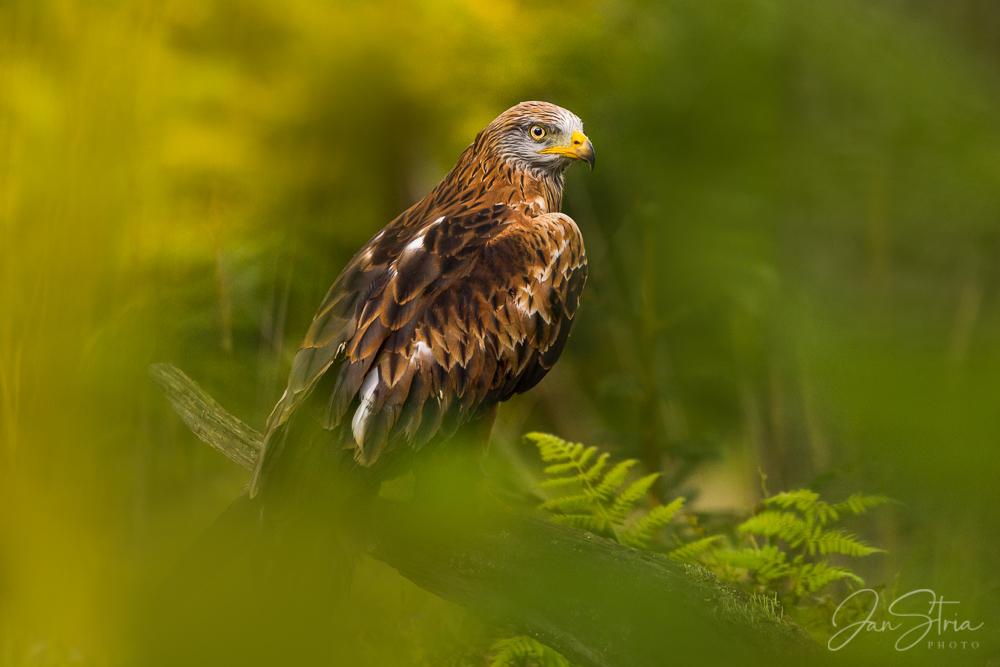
[{"left": 250, "top": 102, "right": 591, "bottom": 497}]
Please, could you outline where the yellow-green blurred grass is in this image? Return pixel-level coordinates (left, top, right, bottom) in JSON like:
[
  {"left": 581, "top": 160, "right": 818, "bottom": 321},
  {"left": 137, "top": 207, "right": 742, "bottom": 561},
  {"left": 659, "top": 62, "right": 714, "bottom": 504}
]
[{"left": 0, "top": 1, "right": 600, "bottom": 663}]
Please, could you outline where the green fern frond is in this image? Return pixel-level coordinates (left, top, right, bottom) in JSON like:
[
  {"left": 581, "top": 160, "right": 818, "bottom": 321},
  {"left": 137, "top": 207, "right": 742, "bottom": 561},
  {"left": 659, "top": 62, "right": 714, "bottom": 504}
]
[
  {"left": 582, "top": 453, "right": 610, "bottom": 482},
  {"left": 544, "top": 461, "right": 586, "bottom": 476},
  {"left": 644, "top": 497, "right": 685, "bottom": 525},
  {"left": 531, "top": 433, "right": 657, "bottom": 544},
  {"left": 620, "top": 497, "right": 684, "bottom": 548},
  {"left": 593, "top": 460, "right": 636, "bottom": 500},
  {"left": 791, "top": 562, "right": 865, "bottom": 596},
  {"left": 609, "top": 473, "right": 661, "bottom": 523},
  {"left": 540, "top": 493, "right": 594, "bottom": 513},
  {"left": 545, "top": 443, "right": 589, "bottom": 464},
  {"left": 764, "top": 489, "right": 842, "bottom": 524},
  {"left": 814, "top": 529, "right": 886, "bottom": 557},
  {"left": 738, "top": 510, "right": 812, "bottom": 547},
  {"left": 714, "top": 545, "right": 787, "bottom": 572},
  {"left": 764, "top": 489, "right": 821, "bottom": 513},
  {"left": 830, "top": 493, "right": 893, "bottom": 517},
  {"left": 530, "top": 433, "right": 691, "bottom": 550},
  {"left": 529, "top": 432, "right": 590, "bottom": 464},
  {"left": 526, "top": 432, "right": 894, "bottom": 652},
  {"left": 757, "top": 557, "right": 794, "bottom": 581},
  {"left": 668, "top": 534, "right": 725, "bottom": 563},
  {"left": 490, "top": 636, "right": 574, "bottom": 667}
]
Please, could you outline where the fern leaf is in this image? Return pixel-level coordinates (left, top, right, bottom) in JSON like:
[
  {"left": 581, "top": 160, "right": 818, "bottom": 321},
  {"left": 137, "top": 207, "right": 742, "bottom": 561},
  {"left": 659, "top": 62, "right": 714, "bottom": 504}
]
[
  {"left": 814, "top": 529, "right": 886, "bottom": 557},
  {"left": 543, "top": 461, "right": 584, "bottom": 476},
  {"left": 526, "top": 432, "right": 559, "bottom": 454},
  {"left": 619, "top": 497, "right": 685, "bottom": 548},
  {"left": 608, "top": 472, "right": 661, "bottom": 523},
  {"left": 714, "top": 545, "right": 787, "bottom": 572},
  {"left": 593, "top": 459, "right": 635, "bottom": 500},
  {"left": 792, "top": 562, "right": 865, "bottom": 596},
  {"left": 562, "top": 443, "right": 585, "bottom": 461},
  {"left": 831, "top": 493, "right": 893, "bottom": 516},
  {"left": 582, "top": 453, "right": 610, "bottom": 482},
  {"left": 668, "top": 534, "right": 725, "bottom": 563},
  {"left": 574, "top": 446, "right": 598, "bottom": 469},
  {"left": 528, "top": 432, "right": 583, "bottom": 463},
  {"left": 540, "top": 493, "right": 595, "bottom": 513},
  {"left": 738, "top": 510, "right": 811, "bottom": 548},
  {"left": 807, "top": 524, "right": 824, "bottom": 555},
  {"left": 764, "top": 489, "right": 820, "bottom": 513},
  {"left": 537, "top": 444, "right": 571, "bottom": 462},
  {"left": 646, "top": 497, "right": 685, "bottom": 524},
  {"left": 523, "top": 431, "right": 559, "bottom": 448},
  {"left": 757, "top": 558, "right": 792, "bottom": 581}
]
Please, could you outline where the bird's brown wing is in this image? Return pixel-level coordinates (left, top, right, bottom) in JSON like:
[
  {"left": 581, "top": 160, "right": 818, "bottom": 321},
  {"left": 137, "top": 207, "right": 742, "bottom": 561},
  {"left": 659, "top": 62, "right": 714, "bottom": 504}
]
[{"left": 249, "top": 207, "right": 586, "bottom": 496}]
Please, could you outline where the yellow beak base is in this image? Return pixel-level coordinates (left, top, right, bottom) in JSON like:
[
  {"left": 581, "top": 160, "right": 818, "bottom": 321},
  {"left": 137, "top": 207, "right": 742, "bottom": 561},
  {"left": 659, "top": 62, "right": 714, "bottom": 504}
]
[{"left": 541, "top": 130, "right": 596, "bottom": 170}]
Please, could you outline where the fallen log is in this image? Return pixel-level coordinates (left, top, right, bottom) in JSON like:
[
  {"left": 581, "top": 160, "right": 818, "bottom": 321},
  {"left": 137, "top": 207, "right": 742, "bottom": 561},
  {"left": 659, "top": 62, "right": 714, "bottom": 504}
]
[{"left": 150, "top": 362, "right": 815, "bottom": 667}]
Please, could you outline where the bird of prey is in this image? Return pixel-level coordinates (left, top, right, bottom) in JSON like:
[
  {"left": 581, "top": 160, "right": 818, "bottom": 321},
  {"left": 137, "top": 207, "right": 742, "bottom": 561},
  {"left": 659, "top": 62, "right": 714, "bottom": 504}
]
[{"left": 249, "top": 101, "right": 595, "bottom": 502}]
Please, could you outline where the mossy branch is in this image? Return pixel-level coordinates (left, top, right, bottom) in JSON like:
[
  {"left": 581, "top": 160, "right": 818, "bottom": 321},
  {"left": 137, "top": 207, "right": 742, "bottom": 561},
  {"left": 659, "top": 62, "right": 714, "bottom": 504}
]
[{"left": 150, "top": 363, "right": 816, "bottom": 667}]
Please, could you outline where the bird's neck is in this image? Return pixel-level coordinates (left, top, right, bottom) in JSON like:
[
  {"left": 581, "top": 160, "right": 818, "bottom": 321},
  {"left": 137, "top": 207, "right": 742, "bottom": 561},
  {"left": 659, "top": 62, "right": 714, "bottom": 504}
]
[{"left": 431, "top": 144, "right": 564, "bottom": 216}]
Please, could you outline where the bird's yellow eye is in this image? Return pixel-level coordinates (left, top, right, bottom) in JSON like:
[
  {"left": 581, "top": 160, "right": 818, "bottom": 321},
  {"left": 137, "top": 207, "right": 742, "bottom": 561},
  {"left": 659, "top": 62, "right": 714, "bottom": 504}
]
[{"left": 529, "top": 124, "right": 547, "bottom": 141}]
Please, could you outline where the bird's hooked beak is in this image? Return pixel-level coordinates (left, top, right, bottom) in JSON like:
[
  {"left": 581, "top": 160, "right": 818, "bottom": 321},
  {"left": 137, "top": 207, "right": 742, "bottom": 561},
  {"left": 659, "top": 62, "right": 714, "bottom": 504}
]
[{"left": 541, "top": 130, "right": 596, "bottom": 171}]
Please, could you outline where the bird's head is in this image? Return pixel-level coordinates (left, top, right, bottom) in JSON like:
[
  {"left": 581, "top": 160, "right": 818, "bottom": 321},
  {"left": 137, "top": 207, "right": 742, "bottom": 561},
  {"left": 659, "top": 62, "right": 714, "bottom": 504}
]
[{"left": 480, "top": 101, "right": 595, "bottom": 176}]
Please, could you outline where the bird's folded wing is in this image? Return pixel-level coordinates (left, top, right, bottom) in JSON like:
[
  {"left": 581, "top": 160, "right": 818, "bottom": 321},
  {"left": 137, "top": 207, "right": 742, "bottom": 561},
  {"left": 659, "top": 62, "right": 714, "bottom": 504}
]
[{"left": 250, "top": 208, "right": 586, "bottom": 495}]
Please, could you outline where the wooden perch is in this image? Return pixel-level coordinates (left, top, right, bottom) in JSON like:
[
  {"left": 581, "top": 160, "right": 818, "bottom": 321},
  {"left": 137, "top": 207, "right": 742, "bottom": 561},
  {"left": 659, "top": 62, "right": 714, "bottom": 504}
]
[{"left": 150, "top": 363, "right": 815, "bottom": 667}]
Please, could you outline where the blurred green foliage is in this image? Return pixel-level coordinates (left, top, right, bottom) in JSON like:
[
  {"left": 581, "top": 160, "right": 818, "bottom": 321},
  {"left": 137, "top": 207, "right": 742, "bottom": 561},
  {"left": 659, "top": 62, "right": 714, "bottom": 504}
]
[{"left": 2, "top": 0, "right": 1000, "bottom": 664}]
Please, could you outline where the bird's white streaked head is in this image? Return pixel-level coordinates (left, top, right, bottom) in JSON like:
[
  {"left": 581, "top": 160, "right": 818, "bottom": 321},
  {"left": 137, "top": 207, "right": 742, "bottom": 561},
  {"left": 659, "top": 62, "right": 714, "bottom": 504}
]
[{"left": 481, "top": 101, "right": 595, "bottom": 175}]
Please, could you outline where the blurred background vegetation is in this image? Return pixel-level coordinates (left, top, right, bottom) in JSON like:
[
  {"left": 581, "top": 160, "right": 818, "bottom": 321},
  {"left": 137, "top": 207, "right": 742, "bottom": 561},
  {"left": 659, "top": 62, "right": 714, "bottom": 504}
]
[{"left": 2, "top": 0, "right": 999, "bottom": 664}]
